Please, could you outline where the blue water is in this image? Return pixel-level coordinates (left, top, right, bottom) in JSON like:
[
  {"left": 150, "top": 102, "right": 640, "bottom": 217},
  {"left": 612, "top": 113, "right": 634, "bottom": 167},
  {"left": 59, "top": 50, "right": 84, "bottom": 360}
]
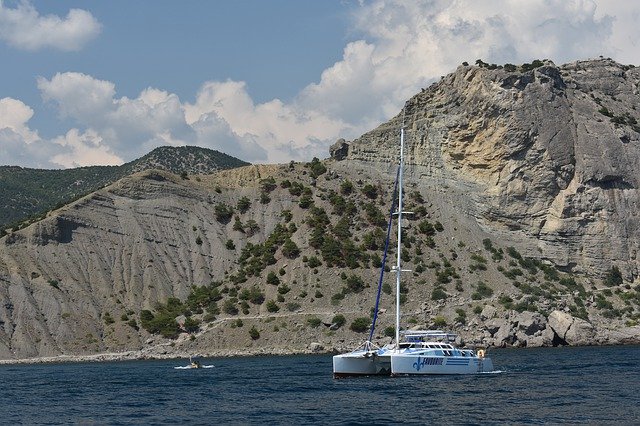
[{"left": 0, "top": 346, "right": 638, "bottom": 424}]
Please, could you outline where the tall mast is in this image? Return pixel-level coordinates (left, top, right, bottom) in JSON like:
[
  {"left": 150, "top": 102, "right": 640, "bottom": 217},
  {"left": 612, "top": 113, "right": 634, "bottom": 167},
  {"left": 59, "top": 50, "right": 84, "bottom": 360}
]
[{"left": 395, "top": 111, "right": 406, "bottom": 350}]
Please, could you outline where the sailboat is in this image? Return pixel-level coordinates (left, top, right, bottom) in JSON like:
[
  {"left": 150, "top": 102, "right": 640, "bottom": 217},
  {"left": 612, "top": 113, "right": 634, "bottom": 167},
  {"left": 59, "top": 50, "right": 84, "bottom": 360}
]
[{"left": 333, "top": 106, "right": 494, "bottom": 377}]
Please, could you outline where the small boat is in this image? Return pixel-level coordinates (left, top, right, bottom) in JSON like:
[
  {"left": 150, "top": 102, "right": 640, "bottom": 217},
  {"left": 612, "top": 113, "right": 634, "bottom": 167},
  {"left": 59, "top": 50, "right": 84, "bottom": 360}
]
[
  {"left": 333, "top": 105, "right": 495, "bottom": 377},
  {"left": 174, "top": 356, "right": 214, "bottom": 369}
]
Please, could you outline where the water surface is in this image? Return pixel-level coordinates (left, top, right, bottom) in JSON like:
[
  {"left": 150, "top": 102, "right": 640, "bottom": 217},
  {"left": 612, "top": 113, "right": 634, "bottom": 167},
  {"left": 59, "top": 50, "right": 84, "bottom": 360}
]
[{"left": 0, "top": 345, "right": 638, "bottom": 424}]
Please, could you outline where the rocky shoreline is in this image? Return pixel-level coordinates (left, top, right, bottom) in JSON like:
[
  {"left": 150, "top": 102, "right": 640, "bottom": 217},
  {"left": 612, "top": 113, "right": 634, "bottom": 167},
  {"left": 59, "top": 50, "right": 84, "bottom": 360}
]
[{"left": 2, "top": 309, "right": 639, "bottom": 366}]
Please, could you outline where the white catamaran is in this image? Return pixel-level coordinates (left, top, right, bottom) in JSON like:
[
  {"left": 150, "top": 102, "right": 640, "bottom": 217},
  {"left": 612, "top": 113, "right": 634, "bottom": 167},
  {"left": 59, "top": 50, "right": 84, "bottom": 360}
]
[{"left": 332, "top": 107, "right": 494, "bottom": 377}]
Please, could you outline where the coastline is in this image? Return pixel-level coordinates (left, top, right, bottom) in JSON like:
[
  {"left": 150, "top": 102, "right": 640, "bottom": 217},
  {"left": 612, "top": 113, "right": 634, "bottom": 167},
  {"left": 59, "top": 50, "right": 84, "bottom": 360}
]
[
  {"left": 2, "top": 340, "right": 640, "bottom": 366},
  {"left": 0, "top": 346, "right": 329, "bottom": 366}
]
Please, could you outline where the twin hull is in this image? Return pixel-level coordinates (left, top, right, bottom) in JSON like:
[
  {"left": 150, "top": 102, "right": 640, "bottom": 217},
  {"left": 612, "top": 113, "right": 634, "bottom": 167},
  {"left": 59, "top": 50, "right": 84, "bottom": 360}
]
[
  {"left": 333, "top": 352, "right": 493, "bottom": 377},
  {"left": 332, "top": 351, "right": 391, "bottom": 377},
  {"left": 390, "top": 353, "right": 494, "bottom": 375}
]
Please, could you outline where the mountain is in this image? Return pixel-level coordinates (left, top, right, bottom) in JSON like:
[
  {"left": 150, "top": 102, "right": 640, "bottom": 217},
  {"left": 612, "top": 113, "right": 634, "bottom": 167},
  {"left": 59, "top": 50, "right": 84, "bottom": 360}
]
[
  {"left": 0, "top": 146, "right": 249, "bottom": 232},
  {"left": 345, "top": 57, "right": 640, "bottom": 282},
  {"left": 1, "top": 58, "right": 639, "bottom": 362}
]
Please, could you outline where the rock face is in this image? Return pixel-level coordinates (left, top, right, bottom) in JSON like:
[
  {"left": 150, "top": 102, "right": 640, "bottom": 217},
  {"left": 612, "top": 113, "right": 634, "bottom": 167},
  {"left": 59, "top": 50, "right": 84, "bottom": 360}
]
[
  {"left": 329, "top": 139, "right": 349, "bottom": 161},
  {"left": 547, "top": 310, "right": 595, "bottom": 346},
  {"left": 346, "top": 58, "right": 640, "bottom": 281}
]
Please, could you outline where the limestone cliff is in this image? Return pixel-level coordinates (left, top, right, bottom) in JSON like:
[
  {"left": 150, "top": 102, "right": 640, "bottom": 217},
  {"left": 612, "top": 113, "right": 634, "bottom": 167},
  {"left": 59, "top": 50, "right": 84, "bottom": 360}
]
[{"left": 347, "top": 58, "right": 640, "bottom": 281}]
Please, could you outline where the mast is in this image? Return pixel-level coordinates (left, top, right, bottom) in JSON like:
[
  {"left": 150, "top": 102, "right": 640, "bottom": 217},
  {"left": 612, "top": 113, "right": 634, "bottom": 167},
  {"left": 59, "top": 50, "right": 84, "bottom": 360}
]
[{"left": 395, "top": 112, "right": 406, "bottom": 350}]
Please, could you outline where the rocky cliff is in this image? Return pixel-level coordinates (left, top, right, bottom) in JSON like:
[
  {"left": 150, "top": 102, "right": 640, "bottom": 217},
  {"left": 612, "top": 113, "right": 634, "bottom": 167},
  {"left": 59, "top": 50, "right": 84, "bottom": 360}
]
[
  {"left": 346, "top": 58, "right": 640, "bottom": 282},
  {"left": 1, "top": 59, "right": 639, "bottom": 362}
]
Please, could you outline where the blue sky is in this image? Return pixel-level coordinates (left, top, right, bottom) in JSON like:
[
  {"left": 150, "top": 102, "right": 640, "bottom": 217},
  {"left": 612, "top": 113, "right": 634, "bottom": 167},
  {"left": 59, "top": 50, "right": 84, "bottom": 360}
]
[{"left": 1, "top": 0, "right": 639, "bottom": 168}]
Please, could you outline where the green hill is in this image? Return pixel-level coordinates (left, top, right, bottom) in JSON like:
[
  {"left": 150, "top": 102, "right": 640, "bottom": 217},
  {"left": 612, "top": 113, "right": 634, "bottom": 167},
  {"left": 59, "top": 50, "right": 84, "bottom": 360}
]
[{"left": 0, "top": 146, "right": 249, "bottom": 231}]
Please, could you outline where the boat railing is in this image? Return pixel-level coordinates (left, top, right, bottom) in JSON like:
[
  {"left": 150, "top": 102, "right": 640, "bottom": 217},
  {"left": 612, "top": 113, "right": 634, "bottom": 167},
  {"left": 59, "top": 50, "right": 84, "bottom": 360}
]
[{"left": 401, "top": 330, "right": 457, "bottom": 342}]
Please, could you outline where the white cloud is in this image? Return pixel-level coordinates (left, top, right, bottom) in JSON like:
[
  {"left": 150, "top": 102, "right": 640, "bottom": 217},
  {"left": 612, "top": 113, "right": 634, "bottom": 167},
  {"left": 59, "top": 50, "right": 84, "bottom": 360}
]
[
  {"left": 51, "top": 129, "right": 122, "bottom": 168},
  {"left": 186, "top": 80, "right": 351, "bottom": 162},
  {"left": 0, "top": 97, "right": 39, "bottom": 144},
  {"left": 297, "top": 0, "right": 626, "bottom": 128},
  {"left": 5, "top": 1, "right": 640, "bottom": 168},
  {"left": 0, "top": 1, "right": 101, "bottom": 51}
]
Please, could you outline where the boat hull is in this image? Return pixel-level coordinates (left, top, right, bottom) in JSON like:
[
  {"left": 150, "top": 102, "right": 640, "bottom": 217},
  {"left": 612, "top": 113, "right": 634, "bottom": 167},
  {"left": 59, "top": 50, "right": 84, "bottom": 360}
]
[
  {"left": 333, "top": 351, "right": 391, "bottom": 377},
  {"left": 391, "top": 353, "right": 493, "bottom": 375}
]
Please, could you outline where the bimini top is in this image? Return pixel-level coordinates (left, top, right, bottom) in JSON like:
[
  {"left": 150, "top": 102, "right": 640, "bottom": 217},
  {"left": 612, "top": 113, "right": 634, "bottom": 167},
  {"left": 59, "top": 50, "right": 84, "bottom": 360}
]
[{"left": 402, "top": 330, "right": 457, "bottom": 343}]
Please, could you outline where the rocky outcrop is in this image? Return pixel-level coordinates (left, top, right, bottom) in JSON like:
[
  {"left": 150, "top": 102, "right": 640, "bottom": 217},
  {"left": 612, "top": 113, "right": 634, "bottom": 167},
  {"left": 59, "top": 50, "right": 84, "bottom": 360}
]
[
  {"left": 547, "top": 310, "right": 595, "bottom": 346},
  {"left": 329, "top": 139, "right": 349, "bottom": 161},
  {"left": 482, "top": 311, "right": 552, "bottom": 348},
  {"left": 347, "top": 58, "right": 640, "bottom": 281}
]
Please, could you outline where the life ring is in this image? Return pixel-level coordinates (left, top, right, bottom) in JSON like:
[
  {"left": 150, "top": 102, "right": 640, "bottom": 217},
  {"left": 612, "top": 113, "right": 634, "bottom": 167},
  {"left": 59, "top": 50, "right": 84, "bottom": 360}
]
[{"left": 477, "top": 349, "right": 485, "bottom": 358}]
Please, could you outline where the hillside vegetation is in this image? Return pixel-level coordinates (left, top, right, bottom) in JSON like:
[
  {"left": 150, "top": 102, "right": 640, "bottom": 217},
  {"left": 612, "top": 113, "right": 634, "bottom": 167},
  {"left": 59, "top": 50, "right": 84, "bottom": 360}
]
[{"left": 0, "top": 146, "right": 249, "bottom": 232}]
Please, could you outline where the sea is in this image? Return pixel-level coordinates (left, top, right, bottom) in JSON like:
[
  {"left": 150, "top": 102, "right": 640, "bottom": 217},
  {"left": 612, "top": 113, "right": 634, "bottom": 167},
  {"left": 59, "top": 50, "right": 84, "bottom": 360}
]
[{"left": 0, "top": 345, "right": 638, "bottom": 425}]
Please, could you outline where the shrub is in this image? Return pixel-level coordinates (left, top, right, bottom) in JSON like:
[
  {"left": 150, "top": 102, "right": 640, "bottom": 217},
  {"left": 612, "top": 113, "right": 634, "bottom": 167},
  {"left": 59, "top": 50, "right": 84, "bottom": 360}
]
[
  {"left": 307, "top": 256, "right": 322, "bottom": 268},
  {"left": 345, "top": 275, "right": 366, "bottom": 293},
  {"left": 506, "top": 246, "right": 522, "bottom": 260},
  {"left": 214, "top": 203, "right": 234, "bottom": 223},
  {"left": 307, "top": 317, "right": 322, "bottom": 328},
  {"left": 298, "top": 194, "right": 313, "bottom": 208},
  {"left": 277, "top": 284, "right": 291, "bottom": 295},
  {"left": 266, "top": 271, "right": 280, "bottom": 285},
  {"left": 331, "top": 292, "right": 345, "bottom": 304},
  {"left": 260, "top": 177, "right": 277, "bottom": 193},
  {"left": 476, "top": 281, "right": 494, "bottom": 297},
  {"left": 307, "top": 157, "right": 327, "bottom": 178},
  {"left": 245, "top": 219, "right": 260, "bottom": 236},
  {"left": 287, "top": 302, "right": 301, "bottom": 312},
  {"left": 266, "top": 300, "right": 280, "bottom": 313},
  {"left": 350, "top": 317, "right": 370, "bottom": 333},
  {"left": 384, "top": 326, "right": 395, "bottom": 338},
  {"left": 332, "top": 314, "right": 346, "bottom": 328},
  {"left": 340, "top": 180, "right": 354, "bottom": 195},
  {"left": 282, "top": 238, "right": 300, "bottom": 259},
  {"left": 433, "top": 316, "right": 447, "bottom": 327},
  {"left": 604, "top": 266, "right": 623, "bottom": 287},
  {"left": 233, "top": 217, "right": 244, "bottom": 232},
  {"left": 140, "top": 310, "right": 154, "bottom": 322},
  {"left": 223, "top": 299, "right": 239, "bottom": 315},
  {"left": 103, "top": 312, "right": 115, "bottom": 325},
  {"left": 225, "top": 239, "right": 235, "bottom": 250},
  {"left": 183, "top": 317, "right": 201, "bottom": 333},
  {"left": 498, "top": 295, "right": 514, "bottom": 310},
  {"left": 431, "top": 287, "right": 448, "bottom": 300},
  {"left": 249, "top": 326, "right": 260, "bottom": 340},
  {"left": 361, "top": 184, "right": 378, "bottom": 199},
  {"left": 280, "top": 179, "right": 292, "bottom": 188},
  {"left": 237, "top": 197, "right": 251, "bottom": 214},
  {"left": 418, "top": 220, "right": 435, "bottom": 236}
]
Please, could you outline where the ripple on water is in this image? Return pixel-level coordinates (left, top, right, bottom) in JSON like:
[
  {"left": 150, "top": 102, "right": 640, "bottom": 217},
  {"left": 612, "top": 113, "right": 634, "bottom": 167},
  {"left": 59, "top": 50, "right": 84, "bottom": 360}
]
[{"left": 0, "top": 346, "right": 638, "bottom": 424}]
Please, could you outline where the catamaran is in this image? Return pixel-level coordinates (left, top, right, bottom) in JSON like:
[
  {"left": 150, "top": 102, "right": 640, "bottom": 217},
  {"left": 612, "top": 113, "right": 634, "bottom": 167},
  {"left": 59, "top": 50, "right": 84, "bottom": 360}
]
[{"left": 332, "top": 107, "right": 494, "bottom": 377}]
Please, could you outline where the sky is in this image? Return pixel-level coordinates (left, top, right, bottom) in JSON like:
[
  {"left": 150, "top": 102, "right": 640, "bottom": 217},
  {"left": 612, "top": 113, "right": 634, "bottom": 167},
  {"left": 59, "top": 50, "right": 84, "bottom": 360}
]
[{"left": 1, "top": 0, "right": 639, "bottom": 169}]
